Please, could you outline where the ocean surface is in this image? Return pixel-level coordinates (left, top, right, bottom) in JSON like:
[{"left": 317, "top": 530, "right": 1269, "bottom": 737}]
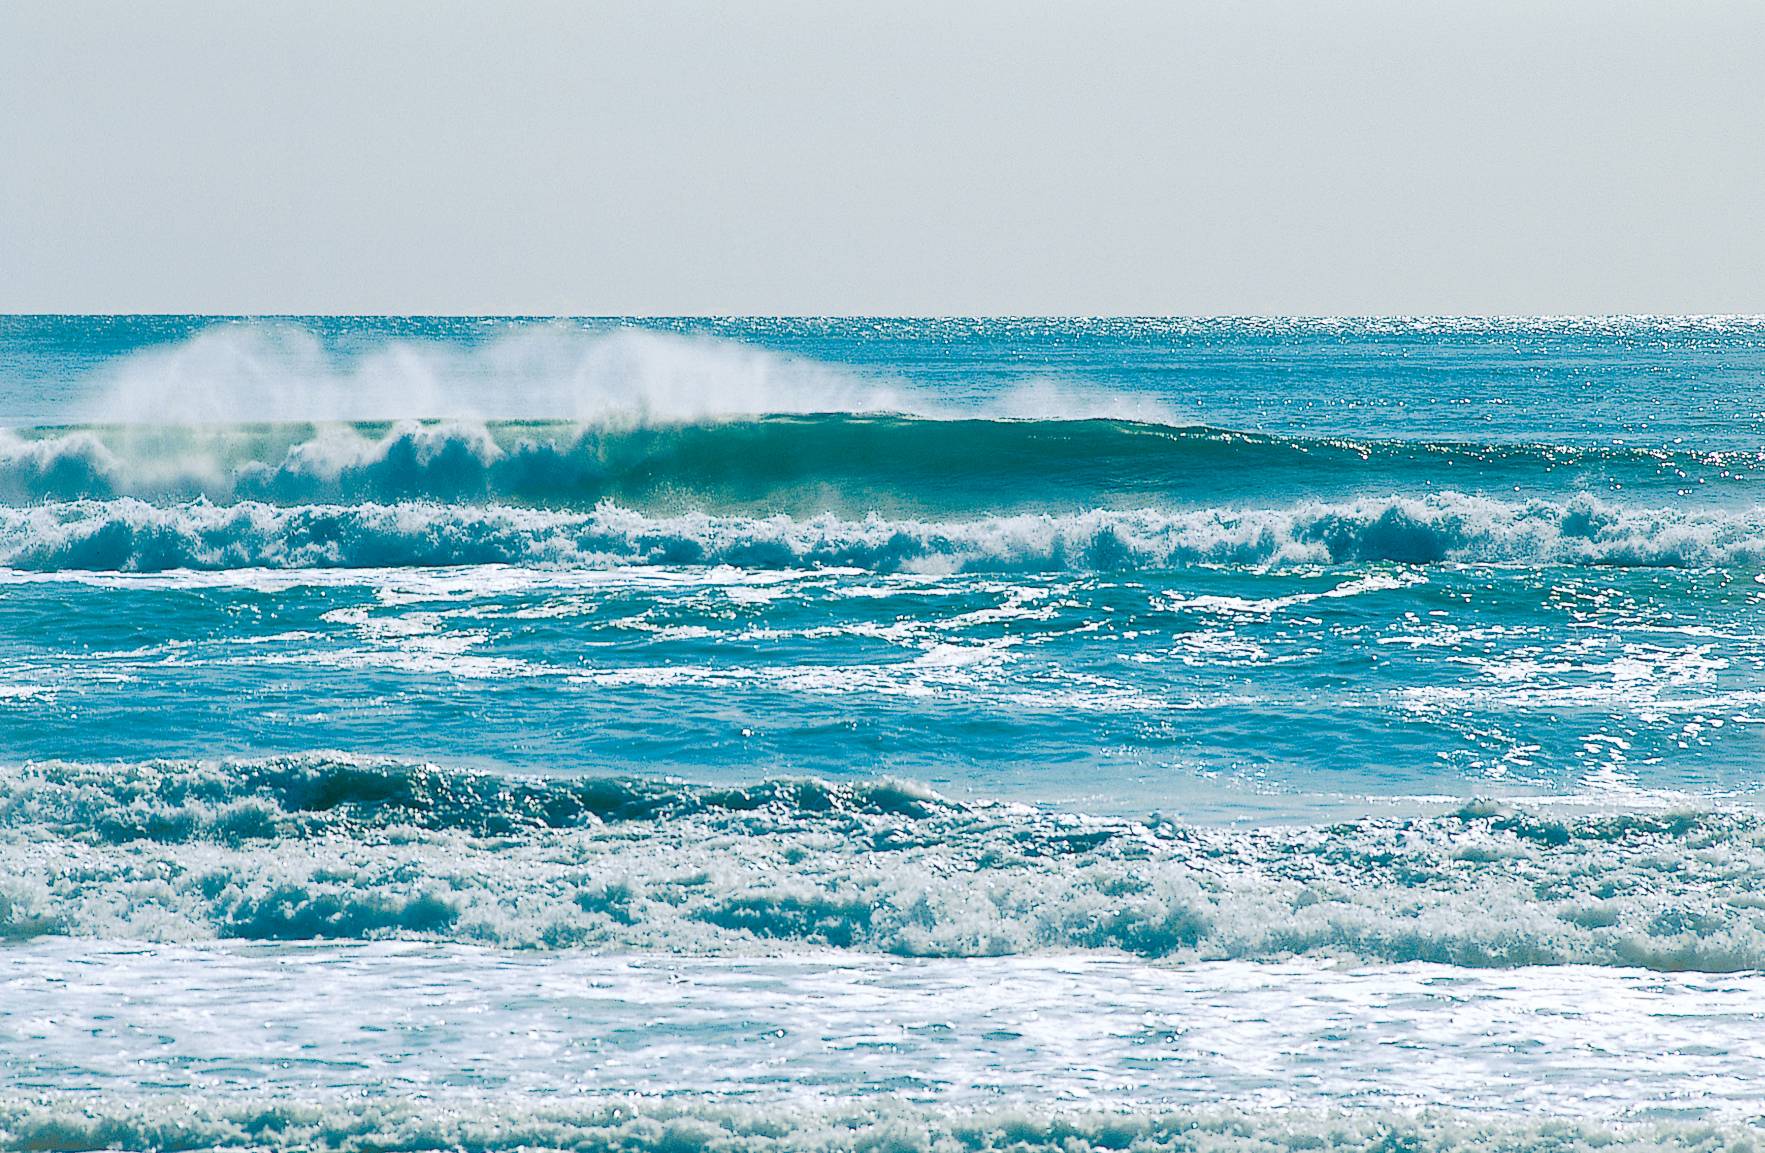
[{"left": 2, "top": 316, "right": 1764, "bottom": 1150}]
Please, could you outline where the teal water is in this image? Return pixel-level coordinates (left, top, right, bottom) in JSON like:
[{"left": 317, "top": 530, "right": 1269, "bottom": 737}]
[{"left": 2, "top": 317, "right": 1764, "bottom": 1148}]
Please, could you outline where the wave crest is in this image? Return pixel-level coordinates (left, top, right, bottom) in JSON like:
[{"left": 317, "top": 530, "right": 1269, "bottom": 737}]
[
  {"left": 0, "top": 494, "right": 1759, "bottom": 572},
  {"left": 3, "top": 416, "right": 1757, "bottom": 511}
]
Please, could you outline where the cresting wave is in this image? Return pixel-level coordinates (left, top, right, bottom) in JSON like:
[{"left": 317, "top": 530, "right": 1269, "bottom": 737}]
[
  {"left": 1, "top": 493, "right": 1762, "bottom": 571},
  {"left": 2, "top": 416, "right": 1759, "bottom": 511},
  {"left": 5, "top": 756, "right": 1764, "bottom": 969},
  {"left": 0, "top": 1095, "right": 1753, "bottom": 1153}
]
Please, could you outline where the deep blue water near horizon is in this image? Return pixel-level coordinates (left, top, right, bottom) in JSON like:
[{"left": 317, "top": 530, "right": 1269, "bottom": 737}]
[{"left": 3, "top": 316, "right": 1765, "bottom": 1150}]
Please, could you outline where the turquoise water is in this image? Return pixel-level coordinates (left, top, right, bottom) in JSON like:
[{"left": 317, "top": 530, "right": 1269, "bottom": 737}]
[{"left": 3, "top": 316, "right": 1764, "bottom": 1149}]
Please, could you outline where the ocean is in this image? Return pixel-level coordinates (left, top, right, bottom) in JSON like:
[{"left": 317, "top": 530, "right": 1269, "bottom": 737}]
[{"left": 2, "top": 315, "right": 1763, "bottom": 1150}]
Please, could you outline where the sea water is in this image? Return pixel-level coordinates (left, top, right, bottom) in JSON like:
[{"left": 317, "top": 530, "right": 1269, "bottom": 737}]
[{"left": 1, "top": 316, "right": 1763, "bottom": 1150}]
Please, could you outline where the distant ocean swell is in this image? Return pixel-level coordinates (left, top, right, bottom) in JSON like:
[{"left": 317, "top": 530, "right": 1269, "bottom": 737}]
[
  {"left": 1, "top": 493, "right": 1762, "bottom": 571},
  {"left": 1, "top": 1095, "right": 1753, "bottom": 1153},
  {"left": 2, "top": 417, "right": 1759, "bottom": 509},
  {"left": 5, "top": 756, "right": 1762, "bottom": 970}
]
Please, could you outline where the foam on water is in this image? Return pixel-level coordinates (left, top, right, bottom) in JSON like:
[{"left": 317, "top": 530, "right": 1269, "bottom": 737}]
[
  {"left": 5, "top": 756, "right": 1764, "bottom": 969},
  {"left": 0, "top": 553, "right": 1759, "bottom": 811},
  {"left": 4, "top": 943, "right": 1764, "bottom": 1123},
  {"left": 1, "top": 493, "right": 1763, "bottom": 572},
  {"left": 4, "top": 1096, "right": 1756, "bottom": 1153}
]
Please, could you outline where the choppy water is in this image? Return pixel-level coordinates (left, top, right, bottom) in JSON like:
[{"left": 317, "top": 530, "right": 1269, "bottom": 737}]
[{"left": 2, "top": 316, "right": 1764, "bottom": 1150}]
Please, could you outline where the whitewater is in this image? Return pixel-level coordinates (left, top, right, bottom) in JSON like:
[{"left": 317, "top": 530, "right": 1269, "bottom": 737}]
[{"left": 3, "top": 315, "right": 1765, "bottom": 1151}]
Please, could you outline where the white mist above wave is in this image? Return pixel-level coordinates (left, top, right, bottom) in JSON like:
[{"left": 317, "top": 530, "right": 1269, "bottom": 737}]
[
  {"left": 81, "top": 324, "right": 902, "bottom": 425},
  {"left": 0, "top": 493, "right": 1761, "bottom": 572},
  {"left": 71, "top": 323, "right": 1182, "bottom": 427}
]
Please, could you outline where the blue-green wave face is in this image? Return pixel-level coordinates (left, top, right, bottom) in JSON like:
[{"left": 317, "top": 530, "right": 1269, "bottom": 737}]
[
  {"left": 6, "top": 415, "right": 1765, "bottom": 513},
  {"left": 1, "top": 413, "right": 1763, "bottom": 574},
  {"left": 5, "top": 317, "right": 1765, "bottom": 1140}
]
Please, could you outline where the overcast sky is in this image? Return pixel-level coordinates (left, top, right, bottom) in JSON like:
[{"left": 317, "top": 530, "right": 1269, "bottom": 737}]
[{"left": 2, "top": 0, "right": 1761, "bottom": 315}]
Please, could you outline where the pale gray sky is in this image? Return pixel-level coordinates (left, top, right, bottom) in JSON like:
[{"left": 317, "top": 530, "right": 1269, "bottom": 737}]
[{"left": 2, "top": 0, "right": 1761, "bottom": 315}]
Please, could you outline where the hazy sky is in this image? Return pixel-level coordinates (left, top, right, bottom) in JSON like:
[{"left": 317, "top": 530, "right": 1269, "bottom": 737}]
[{"left": 3, "top": 0, "right": 1761, "bottom": 315}]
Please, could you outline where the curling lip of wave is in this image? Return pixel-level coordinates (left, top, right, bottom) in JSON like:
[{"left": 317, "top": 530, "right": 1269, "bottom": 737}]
[
  {"left": 0, "top": 493, "right": 1760, "bottom": 572},
  {"left": 4, "top": 755, "right": 1764, "bottom": 970},
  {"left": 2, "top": 415, "right": 1759, "bottom": 508}
]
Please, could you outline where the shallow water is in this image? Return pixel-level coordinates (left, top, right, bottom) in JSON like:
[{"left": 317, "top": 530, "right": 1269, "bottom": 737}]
[{"left": 7, "top": 941, "right": 1763, "bottom": 1118}]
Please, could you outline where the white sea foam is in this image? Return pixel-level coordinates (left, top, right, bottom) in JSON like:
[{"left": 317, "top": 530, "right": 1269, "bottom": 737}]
[
  {"left": 4, "top": 944, "right": 1763, "bottom": 1123},
  {"left": 0, "top": 494, "right": 1760, "bottom": 572},
  {"left": 1, "top": 1092, "right": 1752, "bottom": 1153},
  {"left": 4, "top": 755, "right": 1763, "bottom": 970}
]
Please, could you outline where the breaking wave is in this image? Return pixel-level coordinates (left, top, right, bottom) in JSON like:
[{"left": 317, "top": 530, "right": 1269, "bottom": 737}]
[
  {"left": 5, "top": 755, "right": 1764, "bottom": 969},
  {"left": 2, "top": 416, "right": 1759, "bottom": 511},
  {"left": 0, "top": 493, "right": 1761, "bottom": 572},
  {"left": 0, "top": 1095, "right": 1750, "bottom": 1153}
]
